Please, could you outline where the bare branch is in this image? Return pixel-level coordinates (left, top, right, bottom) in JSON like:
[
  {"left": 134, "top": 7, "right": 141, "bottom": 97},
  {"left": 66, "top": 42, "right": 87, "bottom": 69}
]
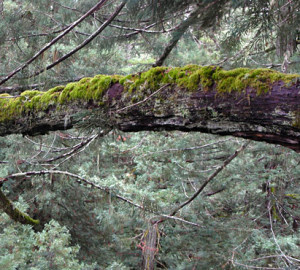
[
  {"left": 39, "top": 134, "right": 98, "bottom": 163},
  {"left": 30, "top": 1, "right": 126, "bottom": 78},
  {"left": 0, "top": 0, "right": 110, "bottom": 86}
]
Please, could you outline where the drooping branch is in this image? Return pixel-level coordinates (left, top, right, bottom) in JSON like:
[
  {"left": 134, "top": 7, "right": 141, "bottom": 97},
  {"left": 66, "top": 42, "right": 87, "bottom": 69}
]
[
  {"left": 0, "top": 170, "right": 201, "bottom": 227},
  {"left": 0, "top": 65, "right": 299, "bottom": 152},
  {"left": 1, "top": 170, "right": 144, "bottom": 210}
]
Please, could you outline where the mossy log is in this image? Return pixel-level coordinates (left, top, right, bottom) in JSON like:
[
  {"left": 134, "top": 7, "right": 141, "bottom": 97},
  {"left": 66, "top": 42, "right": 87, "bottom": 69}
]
[
  {"left": 0, "top": 65, "right": 299, "bottom": 152},
  {"left": 0, "top": 188, "right": 40, "bottom": 226}
]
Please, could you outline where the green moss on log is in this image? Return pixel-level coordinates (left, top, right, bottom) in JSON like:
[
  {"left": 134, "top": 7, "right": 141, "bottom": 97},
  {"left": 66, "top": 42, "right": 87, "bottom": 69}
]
[
  {"left": 0, "top": 65, "right": 298, "bottom": 122},
  {"left": 212, "top": 67, "right": 298, "bottom": 94},
  {"left": 0, "top": 189, "right": 40, "bottom": 226}
]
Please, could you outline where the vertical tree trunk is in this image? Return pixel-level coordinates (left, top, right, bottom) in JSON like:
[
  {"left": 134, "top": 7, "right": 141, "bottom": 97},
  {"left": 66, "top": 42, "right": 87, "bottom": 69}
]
[{"left": 142, "top": 223, "right": 159, "bottom": 270}]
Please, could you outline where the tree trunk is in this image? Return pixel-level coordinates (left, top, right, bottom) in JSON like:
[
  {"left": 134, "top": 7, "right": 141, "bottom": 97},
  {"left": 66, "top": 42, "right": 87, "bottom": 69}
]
[
  {"left": 0, "top": 65, "right": 299, "bottom": 152},
  {"left": 141, "top": 223, "right": 159, "bottom": 270}
]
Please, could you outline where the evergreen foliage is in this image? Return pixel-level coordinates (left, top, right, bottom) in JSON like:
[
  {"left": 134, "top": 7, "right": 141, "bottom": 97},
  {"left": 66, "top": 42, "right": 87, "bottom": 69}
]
[{"left": 0, "top": 131, "right": 299, "bottom": 268}]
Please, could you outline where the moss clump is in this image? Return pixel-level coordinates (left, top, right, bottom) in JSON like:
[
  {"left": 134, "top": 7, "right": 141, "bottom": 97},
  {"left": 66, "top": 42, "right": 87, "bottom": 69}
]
[
  {"left": 285, "top": 193, "right": 300, "bottom": 200},
  {"left": 0, "top": 72, "right": 121, "bottom": 121},
  {"left": 119, "top": 74, "right": 134, "bottom": 87},
  {"left": 35, "top": 85, "right": 64, "bottom": 109},
  {"left": 58, "top": 75, "right": 121, "bottom": 103},
  {"left": 0, "top": 95, "right": 25, "bottom": 120},
  {"left": 20, "top": 90, "right": 43, "bottom": 99},
  {"left": 126, "top": 67, "right": 168, "bottom": 93},
  {"left": 90, "top": 75, "right": 113, "bottom": 100},
  {"left": 123, "top": 65, "right": 219, "bottom": 94},
  {"left": 123, "top": 65, "right": 299, "bottom": 95},
  {"left": 176, "top": 66, "right": 218, "bottom": 91},
  {"left": 212, "top": 68, "right": 299, "bottom": 94}
]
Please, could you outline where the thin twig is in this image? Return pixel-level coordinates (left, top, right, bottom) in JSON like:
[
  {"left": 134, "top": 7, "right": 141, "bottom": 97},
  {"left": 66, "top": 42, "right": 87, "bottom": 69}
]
[
  {"left": 170, "top": 141, "right": 250, "bottom": 216},
  {"left": 267, "top": 201, "right": 293, "bottom": 265},
  {"left": 115, "top": 83, "right": 170, "bottom": 113},
  {"left": 30, "top": 1, "right": 126, "bottom": 78}
]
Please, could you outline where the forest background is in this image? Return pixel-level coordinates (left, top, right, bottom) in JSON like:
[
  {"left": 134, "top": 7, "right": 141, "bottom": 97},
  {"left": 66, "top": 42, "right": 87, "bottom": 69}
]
[{"left": 0, "top": 0, "right": 299, "bottom": 269}]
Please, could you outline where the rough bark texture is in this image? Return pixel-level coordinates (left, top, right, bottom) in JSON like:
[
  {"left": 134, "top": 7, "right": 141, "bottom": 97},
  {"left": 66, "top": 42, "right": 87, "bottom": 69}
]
[
  {"left": 0, "top": 65, "right": 299, "bottom": 152},
  {"left": 141, "top": 223, "right": 159, "bottom": 270}
]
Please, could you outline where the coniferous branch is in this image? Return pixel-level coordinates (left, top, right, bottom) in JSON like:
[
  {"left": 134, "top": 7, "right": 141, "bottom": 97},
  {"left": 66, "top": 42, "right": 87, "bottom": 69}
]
[
  {"left": 25, "top": 133, "right": 92, "bottom": 152},
  {"left": 169, "top": 141, "right": 250, "bottom": 216},
  {"left": 60, "top": 3, "right": 182, "bottom": 35},
  {"left": 29, "top": 1, "right": 126, "bottom": 78},
  {"left": 3, "top": 26, "right": 70, "bottom": 41},
  {"left": 0, "top": 0, "right": 110, "bottom": 86},
  {"left": 23, "top": 133, "right": 101, "bottom": 168},
  {"left": 1, "top": 169, "right": 201, "bottom": 227},
  {"left": 141, "top": 138, "right": 232, "bottom": 157},
  {"left": 2, "top": 169, "right": 144, "bottom": 210}
]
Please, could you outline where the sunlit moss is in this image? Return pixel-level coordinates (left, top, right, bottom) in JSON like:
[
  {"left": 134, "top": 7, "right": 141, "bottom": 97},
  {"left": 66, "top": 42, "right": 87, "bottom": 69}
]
[
  {"left": 212, "top": 67, "right": 299, "bottom": 94},
  {"left": 0, "top": 65, "right": 298, "bottom": 122}
]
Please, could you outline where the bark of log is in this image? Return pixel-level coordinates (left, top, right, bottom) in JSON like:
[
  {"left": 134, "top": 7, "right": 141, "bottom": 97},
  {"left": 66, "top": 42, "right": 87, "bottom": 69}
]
[{"left": 0, "top": 66, "right": 299, "bottom": 152}]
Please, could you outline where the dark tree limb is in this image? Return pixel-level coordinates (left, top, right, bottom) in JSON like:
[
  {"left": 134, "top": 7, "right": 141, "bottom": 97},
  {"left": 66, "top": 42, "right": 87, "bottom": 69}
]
[
  {"left": 153, "top": 6, "right": 202, "bottom": 67},
  {"left": 0, "top": 0, "right": 110, "bottom": 86},
  {"left": 153, "top": 0, "right": 226, "bottom": 67}
]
